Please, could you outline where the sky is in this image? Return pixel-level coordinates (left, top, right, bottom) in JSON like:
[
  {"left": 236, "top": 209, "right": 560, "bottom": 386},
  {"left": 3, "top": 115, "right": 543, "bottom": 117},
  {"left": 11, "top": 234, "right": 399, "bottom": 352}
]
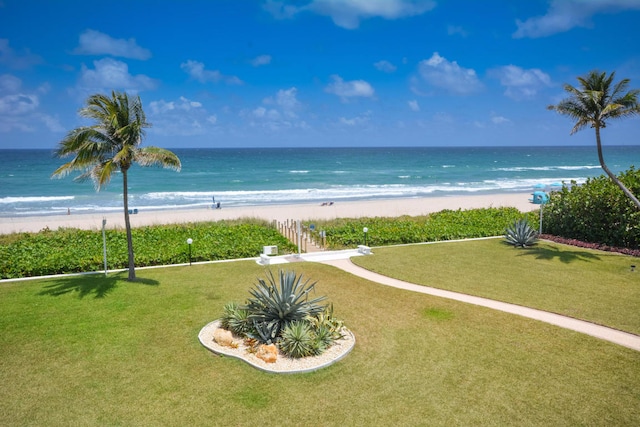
[{"left": 1, "top": 0, "right": 640, "bottom": 149}]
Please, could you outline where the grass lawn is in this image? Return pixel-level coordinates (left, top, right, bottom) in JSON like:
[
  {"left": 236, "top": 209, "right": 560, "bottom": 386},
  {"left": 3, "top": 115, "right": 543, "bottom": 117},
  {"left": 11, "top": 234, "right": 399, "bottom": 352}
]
[
  {"left": 352, "top": 238, "right": 640, "bottom": 335},
  {"left": 1, "top": 256, "right": 639, "bottom": 425}
]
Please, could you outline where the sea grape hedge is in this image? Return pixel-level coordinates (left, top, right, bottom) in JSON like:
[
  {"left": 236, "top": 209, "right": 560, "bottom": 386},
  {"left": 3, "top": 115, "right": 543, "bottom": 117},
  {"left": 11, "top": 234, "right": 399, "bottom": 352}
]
[
  {"left": 307, "top": 207, "right": 538, "bottom": 248},
  {"left": 543, "top": 167, "right": 640, "bottom": 249},
  {"left": 0, "top": 207, "right": 540, "bottom": 279},
  {"left": 0, "top": 220, "right": 297, "bottom": 279}
]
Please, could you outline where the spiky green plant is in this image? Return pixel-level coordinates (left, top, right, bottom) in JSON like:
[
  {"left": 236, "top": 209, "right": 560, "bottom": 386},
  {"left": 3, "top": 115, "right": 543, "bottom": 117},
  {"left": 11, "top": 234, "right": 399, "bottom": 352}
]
[
  {"left": 313, "top": 325, "right": 333, "bottom": 355},
  {"left": 247, "top": 320, "right": 279, "bottom": 345},
  {"left": 243, "top": 270, "right": 327, "bottom": 338},
  {"left": 279, "top": 321, "right": 317, "bottom": 358},
  {"left": 220, "top": 302, "right": 253, "bottom": 336},
  {"left": 306, "top": 304, "right": 344, "bottom": 341},
  {"left": 505, "top": 219, "right": 538, "bottom": 248}
]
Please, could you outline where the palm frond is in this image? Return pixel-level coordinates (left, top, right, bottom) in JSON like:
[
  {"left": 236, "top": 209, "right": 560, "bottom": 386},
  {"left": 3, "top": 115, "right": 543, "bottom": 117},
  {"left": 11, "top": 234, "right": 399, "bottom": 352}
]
[{"left": 135, "top": 147, "right": 182, "bottom": 171}]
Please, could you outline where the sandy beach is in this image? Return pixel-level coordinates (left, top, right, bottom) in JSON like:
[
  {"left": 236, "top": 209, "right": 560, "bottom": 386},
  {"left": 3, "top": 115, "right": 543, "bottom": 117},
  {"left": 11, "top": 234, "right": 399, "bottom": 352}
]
[{"left": 0, "top": 193, "right": 537, "bottom": 235}]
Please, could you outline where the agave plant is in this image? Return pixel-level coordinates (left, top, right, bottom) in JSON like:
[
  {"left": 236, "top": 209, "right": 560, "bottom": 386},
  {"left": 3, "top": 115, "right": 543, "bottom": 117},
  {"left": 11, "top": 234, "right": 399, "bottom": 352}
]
[
  {"left": 243, "top": 269, "right": 327, "bottom": 339},
  {"left": 505, "top": 219, "right": 538, "bottom": 248},
  {"left": 247, "top": 320, "right": 279, "bottom": 345},
  {"left": 279, "top": 320, "right": 317, "bottom": 358}
]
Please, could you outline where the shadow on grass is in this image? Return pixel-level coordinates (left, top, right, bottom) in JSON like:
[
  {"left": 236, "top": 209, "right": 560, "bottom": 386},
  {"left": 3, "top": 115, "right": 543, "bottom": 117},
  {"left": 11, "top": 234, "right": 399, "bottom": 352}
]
[
  {"left": 515, "top": 244, "right": 601, "bottom": 264},
  {"left": 38, "top": 271, "right": 159, "bottom": 299}
]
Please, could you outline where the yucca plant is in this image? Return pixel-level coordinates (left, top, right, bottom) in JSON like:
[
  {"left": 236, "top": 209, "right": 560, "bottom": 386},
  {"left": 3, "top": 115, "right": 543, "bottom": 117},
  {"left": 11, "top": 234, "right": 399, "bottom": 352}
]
[
  {"left": 279, "top": 320, "right": 317, "bottom": 358},
  {"left": 505, "top": 219, "right": 538, "bottom": 248},
  {"left": 220, "top": 302, "right": 253, "bottom": 336},
  {"left": 243, "top": 269, "right": 327, "bottom": 339}
]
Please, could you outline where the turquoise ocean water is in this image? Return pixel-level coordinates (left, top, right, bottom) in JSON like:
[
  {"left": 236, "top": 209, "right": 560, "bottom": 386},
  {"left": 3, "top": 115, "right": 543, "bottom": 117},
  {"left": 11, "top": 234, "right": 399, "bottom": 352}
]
[{"left": 0, "top": 146, "right": 638, "bottom": 217}]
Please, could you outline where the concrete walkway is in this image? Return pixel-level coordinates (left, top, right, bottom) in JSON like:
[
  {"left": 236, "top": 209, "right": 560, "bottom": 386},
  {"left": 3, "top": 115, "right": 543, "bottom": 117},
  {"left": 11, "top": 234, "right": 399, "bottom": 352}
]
[{"left": 266, "top": 249, "right": 640, "bottom": 352}]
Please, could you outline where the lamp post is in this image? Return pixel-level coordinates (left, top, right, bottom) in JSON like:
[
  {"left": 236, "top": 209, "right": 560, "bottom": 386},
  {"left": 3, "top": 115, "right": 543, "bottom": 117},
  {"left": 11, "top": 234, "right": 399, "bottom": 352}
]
[
  {"left": 186, "top": 238, "right": 193, "bottom": 266},
  {"left": 363, "top": 227, "right": 368, "bottom": 246},
  {"left": 102, "top": 218, "right": 107, "bottom": 276}
]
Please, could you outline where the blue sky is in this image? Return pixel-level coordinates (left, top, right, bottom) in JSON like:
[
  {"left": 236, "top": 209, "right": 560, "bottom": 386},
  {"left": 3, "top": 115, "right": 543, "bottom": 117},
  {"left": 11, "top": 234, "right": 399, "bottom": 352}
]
[{"left": 1, "top": 0, "right": 640, "bottom": 149}]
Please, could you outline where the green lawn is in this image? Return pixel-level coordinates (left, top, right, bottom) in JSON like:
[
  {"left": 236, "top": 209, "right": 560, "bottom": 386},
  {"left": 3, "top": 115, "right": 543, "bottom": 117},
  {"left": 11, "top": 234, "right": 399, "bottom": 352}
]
[
  {"left": 352, "top": 238, "right": 640, "bottom": 335},
  {"left": 1, "top": 255, "right": 639, "bottom": 425}
]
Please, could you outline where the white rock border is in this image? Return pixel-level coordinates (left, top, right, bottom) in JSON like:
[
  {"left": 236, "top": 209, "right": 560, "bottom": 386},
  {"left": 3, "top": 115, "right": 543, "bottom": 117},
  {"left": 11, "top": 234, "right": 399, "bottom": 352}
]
[{"left": 198, "top": 320, "right": 356, "bottom": 374}]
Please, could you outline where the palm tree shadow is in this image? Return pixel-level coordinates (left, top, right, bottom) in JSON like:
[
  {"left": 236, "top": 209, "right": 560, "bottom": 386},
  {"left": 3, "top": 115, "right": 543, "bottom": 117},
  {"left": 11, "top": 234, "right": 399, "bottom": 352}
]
[
  {"left": 515, "top": 244, "right": 601, "bottom": 264},
  {"left": 38, "top": 272, "right": 159, "bottom": 299}
]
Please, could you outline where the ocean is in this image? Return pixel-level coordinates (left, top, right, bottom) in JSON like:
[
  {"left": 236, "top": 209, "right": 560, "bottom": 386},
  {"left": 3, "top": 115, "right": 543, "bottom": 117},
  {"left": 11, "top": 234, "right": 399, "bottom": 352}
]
[{"left": 1, "top": 146, "right": 638, "bottom": 217}]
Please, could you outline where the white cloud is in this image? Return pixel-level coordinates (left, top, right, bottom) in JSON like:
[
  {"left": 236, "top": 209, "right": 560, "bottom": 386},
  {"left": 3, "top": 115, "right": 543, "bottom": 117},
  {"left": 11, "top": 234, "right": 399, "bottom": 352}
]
[
  {"left": 264, "top": 0, "right": 436, "bottom": 29},
  {"left": 73, "top": 29, "right": 151, "bottom": 60},
  {"left": 447, "top": 25, "right": 468, "bottom": 37},
  {"left": 339, "top": 110, "right": 372, "bottom": 126},
  {"left": 408, "top": 100, "right": 420, "bottom": 111},
  {"left": 251, "top": 54, "right": 272, "bottom": 66},
  {"left": 374, "top": 60, "right": 397, "bottom": 73},
  {"left": 149, "top": 96, "right": 202, "bottom": 115},
  {"left": 242, "top": 87, "right": 308, "bottom": 131},
  {"left": 0, "top": 39, "right": 42, "bottom": 69},
  {"left": 263, "top": 87, "right": 300, "bottom": 117},
  {"left": 77, "top": 58, "right": 157, "bottom": 93},
  {"left": 181, "top": 60, "right": 243, "bottom": 85},
  {"left": 0, "top": 93, "right": 38, "bottom": 115},
  {"left": 491, "top": 65, "right": 552, "bottom": 100},
  {"left": 325, "top": 75, "right": 375, "bottom": 101},
  {"left": 0, "top": 74, "right": 64, "bottom": 133},
  {"left": 253, "top": 106, "right": 281, "bottom": 120},
  {"left": 513, "top": 0, "right": 640, "bottom": 38},
  {"left": 39, "top": 114, "right": 65, "bottom": 132},
  {"left": 0, "top": 73, "right": 22, "bottom": 92},
  {"left": 147, "top": 96, "right": 216, "bottom": 136},
  {"left": 417, "top": 52, "right": 482, "bottom": 95},
  {"left": 491, "top": 114, "right": 510, "bottom": 124}
]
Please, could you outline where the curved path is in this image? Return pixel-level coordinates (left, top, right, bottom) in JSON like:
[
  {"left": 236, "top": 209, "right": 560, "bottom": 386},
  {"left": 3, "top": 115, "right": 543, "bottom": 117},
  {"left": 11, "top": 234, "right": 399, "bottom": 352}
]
[{"left": 310, "top": 256, "right": 640, "bottom": 352}]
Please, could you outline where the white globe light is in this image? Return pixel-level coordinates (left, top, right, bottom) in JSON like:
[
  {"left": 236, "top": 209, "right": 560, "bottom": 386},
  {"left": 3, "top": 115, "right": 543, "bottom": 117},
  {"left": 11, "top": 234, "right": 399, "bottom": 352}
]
[{"left": 187, "top": 238, "right": 193, "bottom": 245}]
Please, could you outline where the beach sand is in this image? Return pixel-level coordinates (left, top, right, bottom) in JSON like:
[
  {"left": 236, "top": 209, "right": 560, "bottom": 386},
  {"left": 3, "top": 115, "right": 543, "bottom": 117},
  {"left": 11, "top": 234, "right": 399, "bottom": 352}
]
[{"left": 0, "top": 193, "right": 537, "bottom": 235}]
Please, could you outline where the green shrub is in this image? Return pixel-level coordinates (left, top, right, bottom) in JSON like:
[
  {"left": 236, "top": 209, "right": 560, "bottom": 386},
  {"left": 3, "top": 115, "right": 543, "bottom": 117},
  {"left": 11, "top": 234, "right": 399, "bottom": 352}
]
[
  {"left": 0, "top": 219, "right": 298, "bottom": 279},
  {"left": 543, "top": 167, "right": 640, "bottom": 249},
  {"left": 307, "top": 207, "right": 537, "bottom": 249}
]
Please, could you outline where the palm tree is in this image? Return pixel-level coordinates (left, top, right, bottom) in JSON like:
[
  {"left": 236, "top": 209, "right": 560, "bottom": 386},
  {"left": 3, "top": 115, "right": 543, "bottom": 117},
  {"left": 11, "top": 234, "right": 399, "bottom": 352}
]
[
  {"left": 548, "top": 70, "right": 640, "bottom": 210},
  {"left": 52, "top": 91, "right": 181, "bottom": 281}
]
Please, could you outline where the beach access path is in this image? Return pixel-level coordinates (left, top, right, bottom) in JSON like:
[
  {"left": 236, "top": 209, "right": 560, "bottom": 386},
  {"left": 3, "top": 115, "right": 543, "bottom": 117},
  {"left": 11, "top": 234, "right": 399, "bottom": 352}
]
[{"left": 274, "top": 249, "right": 640, "bottom": 353}]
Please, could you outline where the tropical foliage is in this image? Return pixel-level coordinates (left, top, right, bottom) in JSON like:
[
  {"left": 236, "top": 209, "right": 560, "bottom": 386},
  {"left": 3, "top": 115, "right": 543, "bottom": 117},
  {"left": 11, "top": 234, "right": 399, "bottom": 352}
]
[
  {"left": 548, "top": 70, "right": 640, "bottom": 209},
  {"left": 219, "top": 269, "right": 346, "bottom": 358},
  {"left": 52, "top": 91, "right": 181, "bottom": 280},
  {"left": 0, "top": 220, "right": 297, "bottom": 279},
  {"left": 504, "top": 219, "right": 538, "bottom": 248},
  {"left": 543, "top": 167, "right": 640, "bottom": 249},
  {"left": 307, "top": 207, "right": 537, "bottom": 249},
  {"left": 0, "top": 207, "right": 539, "bottom": 279}
]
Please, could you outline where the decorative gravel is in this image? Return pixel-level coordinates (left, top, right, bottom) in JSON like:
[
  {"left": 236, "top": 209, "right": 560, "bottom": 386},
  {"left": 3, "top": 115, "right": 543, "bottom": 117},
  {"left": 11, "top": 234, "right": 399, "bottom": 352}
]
[{"left": 198, "top": 320, "right": 356, "bottom": 374}]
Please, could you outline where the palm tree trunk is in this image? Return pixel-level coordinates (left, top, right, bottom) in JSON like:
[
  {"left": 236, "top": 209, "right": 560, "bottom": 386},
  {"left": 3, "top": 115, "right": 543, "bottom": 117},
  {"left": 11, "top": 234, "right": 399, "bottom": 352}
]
[
  {"left": 122, "top": 169, "right": 136, "bottom": 281},
  {"left": 595, "top": 126, "right": 640, "bottom": 210}
]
